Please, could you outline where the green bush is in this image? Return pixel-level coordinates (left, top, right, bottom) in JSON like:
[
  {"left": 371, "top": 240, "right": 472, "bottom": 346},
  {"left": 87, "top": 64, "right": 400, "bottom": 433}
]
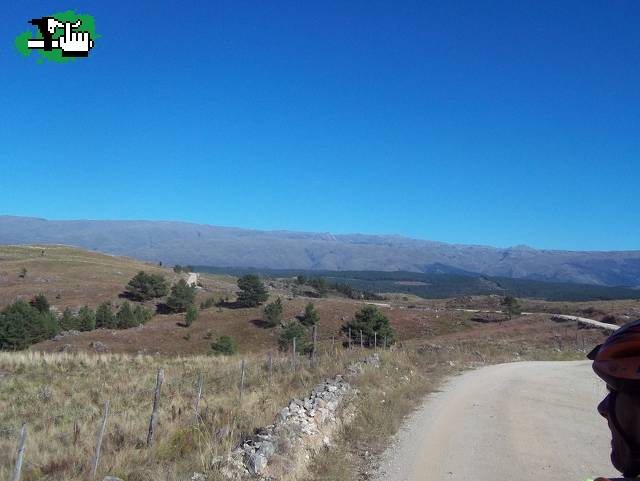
[
  {"left": 200, "top": 296, "right": 216, "bottom": 309},
  {"left": 60, "top": 308, "right": 78, "bottom": 331},
  {"left": 166, "top": 279, "right": 196, "bottom": 313},
  {"left": 263, "top": 297, "right": 283, "bottom": 327},
  {"left": 124, "top": 271, "right": 169, "bottom": 301},
  {"left": 77, "top": 306, "right": 96, "bottom": 332},
  {"left": 341, "top": 305, "right": 395, "bottom": 348},
  {"left": 236, "top": 274, "right": 268, "bottom": 307},
  {"left": 185, "top": 304, "right": 198, "bottom": 327},
  {"left": 95, "top": 302, "right": 117, "bottom": 329},
  {"left": 0, "top": 300, "right": 59, "bottom": 350},
  {"left": 278, "top": 320, "right": 310, "bottom": 353},
  {"left": 211, "top": 336, "right": 238, "bottom": 355},
  {"left": 30, "top": 294, "right": 50, "bottom": 313}
]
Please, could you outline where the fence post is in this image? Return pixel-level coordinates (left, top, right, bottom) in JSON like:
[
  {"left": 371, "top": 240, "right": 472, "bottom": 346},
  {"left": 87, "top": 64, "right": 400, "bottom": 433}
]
[
  {"left": 348, "top": 328, "right": 352, "bottom": 350},
  {"left": 146, "top": 368, "right": 164, "bottom": 448},
  {"left": 384, "top": 337, "right": 387, "bottom": 350},
  {"left": 194, "top": 374, "right": 203, "bottom": 423},
  {"left": 239, "top": 359, "right": 246, "bottom": 404},
  {"left": 374, "top": 332, "right": 377, "bottom": 351},
  {"left": 12, "top": 423, "right": 26, "bottom": 481},
  {"left": 312, "top": 325, "right": 317, "bottom": 366},
  {"left": 90, "top": 401, "right": 109, "bottom": 479},
  {"left": 360, "top": 330, "right": 363, "bottom": 349},
  {"left": 292, "top": 337, "right": 297, "bottom": 371}
]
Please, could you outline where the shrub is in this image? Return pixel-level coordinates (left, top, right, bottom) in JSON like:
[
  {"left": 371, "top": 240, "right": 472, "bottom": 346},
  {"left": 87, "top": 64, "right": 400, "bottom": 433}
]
[
  {"left": 116, "top": 302, "right": 136, "bottom": 329},
  {"left": 0, "top": 300, "right": 59, "bottom": 350},
  {"left": 30, "top": 294, "right": 50, "bottom": 313},
  {"left": 300, "top": 302, "right": 319, "bottom": 326},
  {"left": 211, "top": 335, "right": 238, "bottom": 355},
  {"left": 501, "top": 295, "right": 522, "bottom": 319},
  {"left": 77, "top": 306, "right": 96, "bottom": 332},
  {"left": 200, "top": 296, "right": 216, "bottom": 309},
  {"left": 133, "top": 304, "right": 154, "bottom": 325},
  {"left": 278, "top": 320, "right": 310, "bottom": 353},
  {"left": 341, "top": 305, "right": 395, "bottom": 348},
  {"left": 166, "top": 279, "right": 196, "bottom": 313},
  {"left": 95, "top": 302, "right": 117, "bottom": 329},
  {"left": 236, "top": 275, "right": 268, "bottom": 307},
  {"left": 263, "top": 297, "right": 283, "bottom": 327},
  {"left": 124, "top": 271, "right": 169, "bottom": 301},
  {"left": 60, "top": 308, "right": 78, "bottom": 331},
  {"left": 185, "top": 304, "right": 198, "bottom": 327}
]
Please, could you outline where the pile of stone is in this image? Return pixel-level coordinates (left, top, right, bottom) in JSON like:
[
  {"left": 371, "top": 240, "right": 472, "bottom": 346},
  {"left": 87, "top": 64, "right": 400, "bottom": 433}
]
[{"left": 224, "top": 375, "right": 354, "bottom": 480}]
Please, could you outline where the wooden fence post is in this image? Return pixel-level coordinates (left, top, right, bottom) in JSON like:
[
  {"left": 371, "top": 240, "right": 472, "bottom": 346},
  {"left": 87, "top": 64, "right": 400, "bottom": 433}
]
[
  {"left": 239, "top": 359, "right": 246, "bottom": 404},
  {"left": 374, "top": 332, "right": 377, "bottom": 351},
  {"left": 90, "top": 401, "right": 109, "bottom": 479},
  {"left": 194, "top": 374, "right": 203, "bottom": 423},
  {"left": 348, "top": 328, "right": 352, "bottom": 350},
  {"left": 12, "top": 423, "right": 26, "bottom": 481},
  {"left": 312, "top": 325, "right": 317, "bottom": 366},
  {"left": 146, "top": 368, "right": 164, "bottom": 448},
  {"left": 360, "top": 330, "right": 363, "bottom": 349},
  {"left": 384, "top": 337, "right": 387, "bottom": 350},
  {"left": 292, "top": 337, "right": 297, "bottom": 371}
]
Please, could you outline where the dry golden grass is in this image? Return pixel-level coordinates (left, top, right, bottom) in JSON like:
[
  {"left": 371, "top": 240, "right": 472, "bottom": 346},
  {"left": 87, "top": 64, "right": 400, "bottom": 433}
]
[{"left": 0, "top": 347, "right": 375, "bottom": 481}]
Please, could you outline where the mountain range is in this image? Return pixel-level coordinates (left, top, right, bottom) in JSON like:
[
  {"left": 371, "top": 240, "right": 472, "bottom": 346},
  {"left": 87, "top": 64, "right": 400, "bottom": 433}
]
[{"left": 0, "top": 215, "right": 638, "bottom": 287}]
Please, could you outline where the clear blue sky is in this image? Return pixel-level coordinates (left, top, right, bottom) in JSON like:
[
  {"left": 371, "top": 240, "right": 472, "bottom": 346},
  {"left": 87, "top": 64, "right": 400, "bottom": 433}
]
[{"left": 1, "top": 1, "right": 638, "bottom": 251}]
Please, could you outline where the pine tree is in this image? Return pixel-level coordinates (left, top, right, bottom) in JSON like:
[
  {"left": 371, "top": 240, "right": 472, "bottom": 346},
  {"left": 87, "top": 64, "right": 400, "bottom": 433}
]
[
  {"left": 263, "top": 297, "right": 283, "bottom": 327},
  {"left": 185, "top": 304, "right": 198, "bottom": 327},
  {"left": 341, "top": 305, "right": 395, "bottom": 347},
  {"left": 116, "top": 302, "right": 136, "bottom": 329},
  {"left": 301, "top": 302, "right": 319, "bottom": 326},
  {"left": 77, "top": 306, "right": 96, "bottom": 331},
  {"left": 124, "top": 271, "right": 169, "bottom": 301},
  {"left": 60, "top": 308, "right": 78, "bottom": 331},
  {"left": 236, "top": 275, "right": 268, "bottom": 307},
  {"left": 166, "top": 279, "right": 196, "bottom": 313},
  {"left": 95, "top": 302, "right": 117, "bottom": 329}
]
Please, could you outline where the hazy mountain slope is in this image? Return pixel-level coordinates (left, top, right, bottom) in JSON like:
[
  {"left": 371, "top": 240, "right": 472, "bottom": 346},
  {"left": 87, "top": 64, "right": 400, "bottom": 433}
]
[{"left": 1, "top": 215, "right": 639, "bottom": 286}]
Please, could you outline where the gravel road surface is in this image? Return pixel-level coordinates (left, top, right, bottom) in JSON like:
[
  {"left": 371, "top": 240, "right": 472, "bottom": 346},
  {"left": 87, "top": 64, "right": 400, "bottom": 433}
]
[{"left": 376, "top": 361, "right": 617, "bottom": 481}]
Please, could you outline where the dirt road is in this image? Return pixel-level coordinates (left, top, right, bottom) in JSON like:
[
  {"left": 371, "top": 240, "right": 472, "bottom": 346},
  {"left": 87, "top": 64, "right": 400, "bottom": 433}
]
[{"left": 376, "top": 361, "right": 615, "bottom": 481}]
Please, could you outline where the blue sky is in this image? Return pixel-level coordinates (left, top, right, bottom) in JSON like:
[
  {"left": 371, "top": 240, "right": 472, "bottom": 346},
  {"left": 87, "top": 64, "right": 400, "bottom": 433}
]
[{"left": 1, "top": 1, "right": 638, "bottom": 251}]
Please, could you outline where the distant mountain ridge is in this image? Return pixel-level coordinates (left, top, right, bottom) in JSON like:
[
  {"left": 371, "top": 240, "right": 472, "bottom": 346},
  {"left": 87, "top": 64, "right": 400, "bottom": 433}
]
[{"left": 0, "top": 215, "right": 639, "bottom": 287}]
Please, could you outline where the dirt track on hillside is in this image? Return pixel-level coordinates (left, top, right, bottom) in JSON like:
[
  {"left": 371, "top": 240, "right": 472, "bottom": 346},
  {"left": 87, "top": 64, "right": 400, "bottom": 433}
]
[{"left": 375, "top": 361, "right": 617, "bottom": 481}]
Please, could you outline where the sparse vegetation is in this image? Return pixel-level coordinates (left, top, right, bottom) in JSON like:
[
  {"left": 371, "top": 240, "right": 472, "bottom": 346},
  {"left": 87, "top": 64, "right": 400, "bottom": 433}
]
[
  {"left": 200, "top": 296, "right": 217, "bottom": 309},
  {"left": 236, "top": 274, "right": 269, "bottom": 307},
  {"left": 124, "top": 271, "right": 169, "bottom": 301},
  {"left": 264, "top": 297, "right": 284, "bottom": 327},
  {"left": 501, "top": 295, "right": 522, "bottom": 319},
  {"left": 211, "top": 335, "right": 238, "bottom": 355}
]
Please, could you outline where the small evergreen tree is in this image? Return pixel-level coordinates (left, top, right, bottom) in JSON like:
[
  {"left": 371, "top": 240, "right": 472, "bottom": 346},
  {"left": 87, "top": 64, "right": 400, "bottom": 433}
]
[
  {"left": 200, "top": 296, "right": 216, "bottom": 309},
  {"left": 95, "top": 302, "right": 117, "bottom": 329},
  {"left": 278, "top": 320, "right": 309, "bottom": 353},
  {"left": 166, "top": 279, "right": 196, "bottom": 313},
  {"left": 185, "top": 304, "right": 198, "bottom": 327},
  {"left": 133, "top": 304, "right": 154, "bottom": 325},
  {"left": 60, "top": 308, "right": 78, "bottom": 331},
  {"left": 341, "top": 305, "right": 395, "bottom": 348},
  {"left": 501, "top": 295, "right": 522, "bottom": 319},
  {"left": 236, "top": 274, "right": 268, "bottom": 307},
  {"left": 30, "top": 294, "right": 50, "bottom": 313},
  {"left": 116, "top": 302, "right": 136, "bottom": 329},
  {"left": 77, "top": 306, "right": 96, "bottom": 332},
  {"left": 124, "top": 271, "right": 169, "bottom": 301},
  {"left": 263, "top": 297, "right": 283, "bottom": 327},
  {"left": 300, "top": 302, "right": 319, "bottom": 326},
  {"left": 211, "top": 335, "right": 238, "bottom": 355}
]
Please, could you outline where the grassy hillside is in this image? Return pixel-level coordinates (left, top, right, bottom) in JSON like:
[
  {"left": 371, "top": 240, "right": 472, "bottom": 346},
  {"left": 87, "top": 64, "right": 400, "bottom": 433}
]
[{"left": 0, "top": 245, "right": 177, "bottom": 310}]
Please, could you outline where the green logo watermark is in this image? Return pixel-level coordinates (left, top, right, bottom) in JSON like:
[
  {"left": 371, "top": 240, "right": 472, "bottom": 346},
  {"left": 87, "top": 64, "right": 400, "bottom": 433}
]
[{"left": 15, "top": 10, "right": 99, "bottom": 63}]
